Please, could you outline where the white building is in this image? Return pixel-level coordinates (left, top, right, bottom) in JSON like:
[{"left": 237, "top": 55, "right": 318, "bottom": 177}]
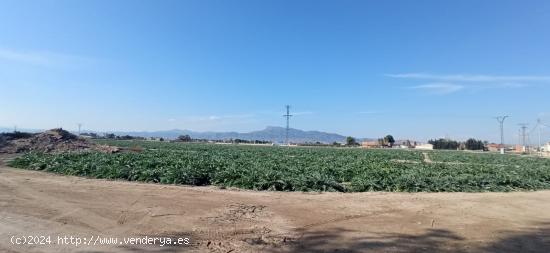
[{"left": 415, "top": 143, "right": 434, "bottom": 150}]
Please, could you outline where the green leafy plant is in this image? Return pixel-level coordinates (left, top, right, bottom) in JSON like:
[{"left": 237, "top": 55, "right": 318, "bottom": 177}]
[{"left": 9, "top": 141, "right": 550, "bottom": 192}]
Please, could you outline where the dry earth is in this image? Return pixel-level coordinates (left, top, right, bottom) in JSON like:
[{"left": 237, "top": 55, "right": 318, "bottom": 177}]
[{"left": 1, "top": 155, "right": 549, "bottom": 253}]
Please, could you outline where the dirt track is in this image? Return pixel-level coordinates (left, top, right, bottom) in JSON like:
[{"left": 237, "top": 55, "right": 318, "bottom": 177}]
[{"left": 1, "top": 156, "right": 550, "bottom": 252}]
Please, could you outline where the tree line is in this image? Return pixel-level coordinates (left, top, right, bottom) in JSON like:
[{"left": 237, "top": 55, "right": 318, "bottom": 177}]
[
  {"left": 428, "top": 138, "right": 487, "bottom": 150},
  {"left": 175, "top": 135, "right": 271, "bottom": 144}
]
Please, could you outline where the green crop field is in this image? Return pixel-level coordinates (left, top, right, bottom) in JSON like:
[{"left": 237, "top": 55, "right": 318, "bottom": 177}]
[{"left": 9, "top": 140, "right": 550, "bottom": 192}]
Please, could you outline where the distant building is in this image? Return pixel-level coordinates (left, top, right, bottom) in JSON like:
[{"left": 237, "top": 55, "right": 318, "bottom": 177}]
[
  {"left": 399, "top": 140, "right": 415, "bottom": 149},
  {"left": 361, "top": 141, "right": 380, "bottom": 149},
  {"left": 415, "top": 143, "right": 434, "bottom": 150},
  {"left": 515, "top": 144, "right": 528, "bottom": 153},
  {"left": 486, "top": 143, "right": 502, "bottom": 152}
]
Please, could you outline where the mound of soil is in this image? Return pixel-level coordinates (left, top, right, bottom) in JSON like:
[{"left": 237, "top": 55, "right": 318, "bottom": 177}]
[{"left": 0, "top": 128, "right": 119, "bottom": 154}]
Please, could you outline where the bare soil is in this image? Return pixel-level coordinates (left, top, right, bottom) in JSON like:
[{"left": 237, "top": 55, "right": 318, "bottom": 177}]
[
  {"left": 0, "top": 129, "right": 119, "bottom": 154},
  {"left": 1, "top": 155, "right": 549, "bottom": 253}
]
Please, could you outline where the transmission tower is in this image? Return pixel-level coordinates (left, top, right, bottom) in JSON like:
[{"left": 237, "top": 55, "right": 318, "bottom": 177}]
[
  {"left": 283, "top": 105, "right": 293, "bottom": 146},
  {"left": 531, "top": 119, "right": 549, "bottom": 156},
  {"left": 494, "top": 116, "right": 509, "bottom": 154},
  {"left": 518, "top": 123, "right": 529, "bottom": 152}
]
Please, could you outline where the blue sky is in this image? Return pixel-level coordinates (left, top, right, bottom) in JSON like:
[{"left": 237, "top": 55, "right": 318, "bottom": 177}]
[{"left": 1, "top": 0, "right": 550, "bottom": 143}]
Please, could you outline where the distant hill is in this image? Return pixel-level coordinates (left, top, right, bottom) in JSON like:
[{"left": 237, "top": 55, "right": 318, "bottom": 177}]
[
  {"left": 0, "top": 127, "right": 42, "bottom": 133},
  {"left": 112, "top": 126, "right": 355, "bottom": 143}
]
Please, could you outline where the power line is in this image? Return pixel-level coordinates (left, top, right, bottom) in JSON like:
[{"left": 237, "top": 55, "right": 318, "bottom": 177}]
[
  {"left": 283, "top": 105, "right": 293, "bottom": 146},
  {"left": 494, "top": 116, "right": 509, "bottom": 154}
]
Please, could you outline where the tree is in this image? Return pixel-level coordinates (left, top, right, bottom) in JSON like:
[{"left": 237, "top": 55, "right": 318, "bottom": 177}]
[
  {"left": 384, "top": 135, "right": 396, "bottom": 147},
  {"left": 428, "top": 138, "right": 460, "bottom": 150},
  {"left": 346, "top": 136, "right": 358, "bottom": 146},
  {"left": 465, "top": 138, "right": 485, "bottom": 150},
  {"left": 81, "top": 132, "right": 98, "bottom": 138},
  {"left": 118, "top": 135, "right": 134, "bottom": 140},
  {"left": 177, "top": 135, "right": 192, "bottom": 142}
]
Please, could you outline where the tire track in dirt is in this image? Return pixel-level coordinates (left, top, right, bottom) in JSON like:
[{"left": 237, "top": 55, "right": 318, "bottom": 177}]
[
  {"left": 3, "top": 164, "right": 550, "bottom": 253},
  {"left": 423, "top": 152, "right": 433, "bottom": 163}
]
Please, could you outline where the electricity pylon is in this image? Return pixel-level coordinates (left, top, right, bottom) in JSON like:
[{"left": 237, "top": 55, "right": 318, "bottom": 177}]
[
  {"left": 283, "top": 105, "right": 293, "bottom": 146},
  {"left": 495, "top": 116, "right": 509, "bottom": 154}
]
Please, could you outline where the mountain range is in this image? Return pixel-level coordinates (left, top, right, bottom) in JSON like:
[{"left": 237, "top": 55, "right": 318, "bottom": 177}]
[
  {"left": 112, "top": 126, "right": 356, "bottom": 143},
  {"left": 1, "top": 126, "right": 364, "bottom": 144}
]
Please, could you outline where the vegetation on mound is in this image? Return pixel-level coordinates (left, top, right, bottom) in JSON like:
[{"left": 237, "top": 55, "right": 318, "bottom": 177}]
[{"left": 9, "top": 141, "right": 550, "bottom": 192}]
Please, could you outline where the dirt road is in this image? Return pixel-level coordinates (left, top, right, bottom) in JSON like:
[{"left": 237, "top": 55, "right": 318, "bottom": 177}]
[{"left": 1, "top": 157, "right": 550, "bottom": 252}]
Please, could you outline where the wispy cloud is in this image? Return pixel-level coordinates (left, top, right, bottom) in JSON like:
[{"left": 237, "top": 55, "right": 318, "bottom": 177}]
[
  {"left": 468, "top": 82, "right": 531, "bottom": 91},
  {"left": 410, "top": 83, "right": 464, "bottom": 94},
  {"left": 0, "top": 48, "right": 94, "bottom": 68},
  {"left": 494, "top": 82, "right": 530, "bottom": 88},
  {"left": 386, "top": 73, "right": 550, "bottom": 82},
  {"left": 387, "top": 72, "right": 549, "bottom": 95},
  {"left": 0, "top": 48, "right": 51, "bottom": 65},
  {"left": 184, "top": 114, "right": 255, "bottom": 123},
  {"left": 358, "top": 110, "right": 381, "bottom": 115}
]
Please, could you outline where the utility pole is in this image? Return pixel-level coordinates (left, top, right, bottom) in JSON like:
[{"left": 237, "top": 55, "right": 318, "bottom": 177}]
[
  {"left": 535, "top": 119, "right": 542, "bottom": 156},
  {"left": 495, "top": 116, "right": 509, "bottom": 154},
  {"left": 283, "top": 105, "right": 293, "bottom": 146}
]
